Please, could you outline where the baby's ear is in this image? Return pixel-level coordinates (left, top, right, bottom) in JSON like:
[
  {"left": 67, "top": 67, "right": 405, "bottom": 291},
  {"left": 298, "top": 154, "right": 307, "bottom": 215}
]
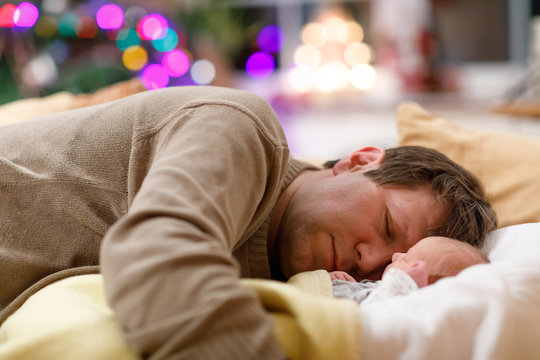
[{"left": 404, "top": 261, "right": 428, "bottom": 288}]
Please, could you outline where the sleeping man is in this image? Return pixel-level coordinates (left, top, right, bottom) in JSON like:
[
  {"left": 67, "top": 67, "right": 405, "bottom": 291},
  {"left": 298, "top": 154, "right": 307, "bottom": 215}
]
[{"left": 0, "top": 86, "right": 497, "bottom": 359}]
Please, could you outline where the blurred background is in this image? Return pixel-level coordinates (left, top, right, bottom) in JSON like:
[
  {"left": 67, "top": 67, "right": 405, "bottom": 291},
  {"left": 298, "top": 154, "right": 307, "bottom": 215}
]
[{"left": 1, "top": 0, "right": 539, "bottom": 159}]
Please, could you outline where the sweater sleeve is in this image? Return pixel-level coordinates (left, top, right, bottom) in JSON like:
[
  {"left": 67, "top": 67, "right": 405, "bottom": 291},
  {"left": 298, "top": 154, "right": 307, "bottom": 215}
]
[{"left": 100, "top": 94, "right": 289, "bottom": 359}]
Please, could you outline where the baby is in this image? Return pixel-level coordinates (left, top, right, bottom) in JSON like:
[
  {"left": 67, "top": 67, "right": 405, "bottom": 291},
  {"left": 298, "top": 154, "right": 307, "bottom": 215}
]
[{"left": 330, "top": 236, "right": 488, "bottom": 306}]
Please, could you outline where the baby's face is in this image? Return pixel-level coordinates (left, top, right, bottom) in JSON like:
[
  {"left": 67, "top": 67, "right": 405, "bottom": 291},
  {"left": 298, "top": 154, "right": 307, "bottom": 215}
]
[{"left": 382, "top": 239, "right": 437, "bottom": 287}]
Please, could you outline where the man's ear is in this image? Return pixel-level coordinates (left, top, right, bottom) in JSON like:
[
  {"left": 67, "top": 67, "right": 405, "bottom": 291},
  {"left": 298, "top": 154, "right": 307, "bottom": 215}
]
[{"left": 332, "top": 146, "right": 385, "bottom": 175}]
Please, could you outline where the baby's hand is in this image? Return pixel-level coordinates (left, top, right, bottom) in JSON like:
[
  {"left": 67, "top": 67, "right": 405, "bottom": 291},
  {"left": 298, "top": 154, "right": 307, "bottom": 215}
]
[{"left": 328, "top": 271, "right": 356, "bottom": 282}]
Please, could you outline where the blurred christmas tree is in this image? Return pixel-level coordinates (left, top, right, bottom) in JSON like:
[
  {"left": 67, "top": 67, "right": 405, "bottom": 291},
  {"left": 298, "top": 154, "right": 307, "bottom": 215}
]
[{"left": 0, "top": 0, "right": 279, "bottom": 105}]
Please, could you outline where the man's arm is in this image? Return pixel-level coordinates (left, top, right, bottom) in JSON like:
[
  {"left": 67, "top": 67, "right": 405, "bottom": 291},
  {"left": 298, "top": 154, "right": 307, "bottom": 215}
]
[{"left": 101, "top": 92, "right": 289, "bottom": 359}]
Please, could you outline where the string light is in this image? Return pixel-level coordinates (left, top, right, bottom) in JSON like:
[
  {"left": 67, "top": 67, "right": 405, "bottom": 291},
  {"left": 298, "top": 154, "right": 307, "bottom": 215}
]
[
  {"left": 13, "top": 2, "right": 39, "bottom": 28},
  {"left": 257, "top": 25, "right": 284, "bottom": 53},
  {"left": 96, "top": 4, "right": 124, "bottom": 30},
  {"left": 191, "top": 60, "right": 215, "bottom": 85},
  {"left": 0, "top": 4, "right": 16, "bottom": 28},
  {"left": 289, "top": 10, "right": 376, "bottom": 93},
  {"left": 152, "top": 28, "right": 178, "bottom": 52},
  {"left": 122, "top": 45, "right": 148, "bottom": 71},
  {"left": 58, "top": 13, "right": 79, "bottom": 37},
  {"left": 287, "top": 65, "right": 315, "bottom": 93},
  {"left": 343, "top": 42, "right": 372, "bottom": 67},
  {"left": 245, "top": 51, "right": 275, "bottom": 79},
  {"left": 76, "top": 16, "right": 98, "bottom": 38},
  {"left": 34, "top": 15, "right": 57, "bottom": 37},
  {"left": 116, "top": 28, "right": 140, "bottom": 51},
  {"left": 162, "top": 49, "right": 190, "bottom": 77},
  {"left": 141, "top": 64, "right": 169, "bottom": 89},
  {"left": 1, "top": 3, "right": 257, "bottom": 90},
  {"left": 137, "top": 14, "right": 168, "bottom": 40},
  {"left": 350, "top": 63, "right": 376, "bottom": 90}
]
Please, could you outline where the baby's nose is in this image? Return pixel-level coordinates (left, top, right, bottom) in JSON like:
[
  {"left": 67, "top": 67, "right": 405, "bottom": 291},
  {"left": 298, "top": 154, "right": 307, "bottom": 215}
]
[{"left": 392, "top": 252, "right": 404, "bottom": 262}]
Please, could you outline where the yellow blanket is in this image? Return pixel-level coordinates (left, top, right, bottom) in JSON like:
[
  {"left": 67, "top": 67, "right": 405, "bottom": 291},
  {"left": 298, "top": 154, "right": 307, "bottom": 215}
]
[{"left": 0, "top": 271, "right": 361, "bottom": 360}]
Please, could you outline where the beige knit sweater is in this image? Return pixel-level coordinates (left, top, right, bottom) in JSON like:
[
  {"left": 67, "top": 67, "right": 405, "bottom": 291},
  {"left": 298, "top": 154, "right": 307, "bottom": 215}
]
[{"left": 0, "top": 86, "right": 315, "bottom": 359}]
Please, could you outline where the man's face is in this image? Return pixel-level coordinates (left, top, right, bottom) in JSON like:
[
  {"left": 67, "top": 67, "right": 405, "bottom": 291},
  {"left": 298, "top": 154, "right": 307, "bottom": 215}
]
[{"left": 276, "top": 170, "right": 447, "bottom": 281}]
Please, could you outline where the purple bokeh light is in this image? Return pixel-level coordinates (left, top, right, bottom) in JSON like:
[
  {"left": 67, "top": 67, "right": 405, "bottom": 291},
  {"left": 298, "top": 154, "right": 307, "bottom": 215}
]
[
  {"left": 141, "top": 64, "right": 169, "bottom": 89},
  {"left": 162, "top": 49, "right": 190, "bottom": 77},
  {"left": 96, "top": 4, "right": 124, "bottom": 30},
  {"left": 245, "top": 52, "right": 275, "bottom": 79},
  {"left": 257, "top": 25, "right": 284, "bottom": 53},
  {"left": 13, "top": 2, "right": 39, "bottom": 28},
  {"left": 137, "top": 14, "right": 168, "bottom": 40}
]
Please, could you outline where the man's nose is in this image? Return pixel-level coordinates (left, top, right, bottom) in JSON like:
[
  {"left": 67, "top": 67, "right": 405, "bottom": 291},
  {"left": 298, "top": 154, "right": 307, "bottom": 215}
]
[{"left": 355, "top": 241, "right": 394, "bottom": 273}]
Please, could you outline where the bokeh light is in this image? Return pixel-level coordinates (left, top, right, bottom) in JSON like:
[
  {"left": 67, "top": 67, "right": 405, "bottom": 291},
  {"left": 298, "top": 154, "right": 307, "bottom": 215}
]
[
  {"left": 292, "top": 10, "right": 375, "bottom": 93},
  {"left": 141, "top": 64, "right": 169, "bottom": 89},
  {"left": 137, "top": 14, "right": 168, "bottom": 40},
  {"left": 191, "top": 59, "right": 215, "bottom": 85},
  {"left": 257, "top": 25, "right": 284, "bottom": 53},
  {"left": 122, "top": 45, "right": 148, "bottom": 71},
  {"left": 124, "top": 6, "right": 147, "bottom": 28},
  {"left": 301, "top": 22, "right": 325, "bottom": 48},
  {"left": 344, "top": 42, "right": 372, "bottom": 67},
  {"left": 0, "top": 4, "right": 16, "bottom": 28},
  {"left": 350, "top": 64, "right": 376, "bottom": 90},
  {"left": 42, "top": 0, "right": 67, "bottom": 14},
  {"left": 152, "top": 28, "right": 178, "bottom": 52},
  {"left": 13, "top": 2, "right": 39, "bottom": 28},
  {"left": 293, "top": 44, "right": 321, "bottom": 69},
  {"left": 58, "top": 13, "right": 80, "bottom": 37},
  {"left": 96, "top": 4, "right": 124, "bottom": 30},
  {"left": 47, "top": 40, "right": 69, "bottom": 63},
  {"left": 287, "top": 65, "right": 315, "bottom": 93},
  {"left": 245, "top": 52, "right": 275, "bottom": 79},
  {"left": 22, "top": 53, "right": 57, "bottom": 87},
  {"left": 338, "top": 21, "right": 364, "bottom": 44},
  {"left": 162, "top": 49, "right": 190, "bottom": 77},
  {"left": 34, "top": 15, "right": 57, "bottom": 37},
  {"left": 315, "top": 62, "right": 350, "bottom": 92},
  {"left": 322, "top": 16, "right": 345, "bottom": 42},
  {"left": 116, "top": 28, "right": 140, "bottom": 51},
  {"left": 76, "top": 16, "right": 98, "bottom": 38}
]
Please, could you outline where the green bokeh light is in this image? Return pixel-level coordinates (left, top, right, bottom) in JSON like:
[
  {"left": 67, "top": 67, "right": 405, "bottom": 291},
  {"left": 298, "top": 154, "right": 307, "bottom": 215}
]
[
  {"left": 58, "top": 13, "right": 79, "bottom": 37},
  {"left": 116, "top": 29, "right": 141, "bottom": 51},
  {"left": 152, "top": 28, "right": 178, "bottom": 52}
]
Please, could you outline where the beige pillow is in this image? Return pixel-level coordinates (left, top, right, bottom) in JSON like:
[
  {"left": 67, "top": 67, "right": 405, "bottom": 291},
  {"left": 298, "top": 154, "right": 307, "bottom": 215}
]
[
  {"left": 397, "top": 101, "right": 540, "bottom": 228},
  {"left": 0, "top": 78, "right": 146, "bottom": 127}
]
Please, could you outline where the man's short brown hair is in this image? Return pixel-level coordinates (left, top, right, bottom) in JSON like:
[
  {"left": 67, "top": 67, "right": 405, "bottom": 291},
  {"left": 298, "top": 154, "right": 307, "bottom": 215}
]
[{"left": 325, "top": 146, "right": 498, "bottom": 247}]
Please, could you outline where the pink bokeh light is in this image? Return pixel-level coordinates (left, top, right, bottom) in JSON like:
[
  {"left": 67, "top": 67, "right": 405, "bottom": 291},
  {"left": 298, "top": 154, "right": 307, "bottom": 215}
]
[
  {"left": 96, "top": 4, "right": 124, "bottom": 30},
  {"left": 162, "top": 49, "right": 190, "bottom": 77},
  {"left": 13, "top": 2, "right": 39, "bottom": 28},
  {"left": 137, "top": 14, "right": 168, "bottom": 40},
  {"left": 142, "top": 64, "right": 170, "bottom": 89}
]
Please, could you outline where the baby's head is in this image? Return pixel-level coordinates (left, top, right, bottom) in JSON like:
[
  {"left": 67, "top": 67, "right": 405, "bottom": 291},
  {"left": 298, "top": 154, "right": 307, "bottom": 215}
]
[{"left": 384, "top": 236, "right": 488, "bottom": 288}]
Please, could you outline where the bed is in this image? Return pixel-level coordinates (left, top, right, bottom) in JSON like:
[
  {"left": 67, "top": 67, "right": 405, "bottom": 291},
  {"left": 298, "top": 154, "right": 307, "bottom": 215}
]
[{"left": 1, "top": 80, "right": 540, "bottom": 359}]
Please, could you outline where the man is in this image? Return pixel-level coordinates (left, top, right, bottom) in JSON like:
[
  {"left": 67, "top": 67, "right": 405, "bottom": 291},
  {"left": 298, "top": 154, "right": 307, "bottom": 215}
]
[{"left": 0, "top": 86, "right": 496, "bottom": 359}]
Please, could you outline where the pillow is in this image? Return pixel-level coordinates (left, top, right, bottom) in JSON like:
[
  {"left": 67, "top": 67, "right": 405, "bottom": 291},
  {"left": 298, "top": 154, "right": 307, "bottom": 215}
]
[
  {"left": 0, "top": 78, "right": 146, "bottom": 128},
  {"left": 397, "top": 101, "right": 540, "bottom": 228}
]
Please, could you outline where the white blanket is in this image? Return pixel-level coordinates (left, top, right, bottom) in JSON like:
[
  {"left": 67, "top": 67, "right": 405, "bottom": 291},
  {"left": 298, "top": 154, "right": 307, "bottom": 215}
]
[{"left": 360, "top": 222, "right": 540, "bottom": 359}]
